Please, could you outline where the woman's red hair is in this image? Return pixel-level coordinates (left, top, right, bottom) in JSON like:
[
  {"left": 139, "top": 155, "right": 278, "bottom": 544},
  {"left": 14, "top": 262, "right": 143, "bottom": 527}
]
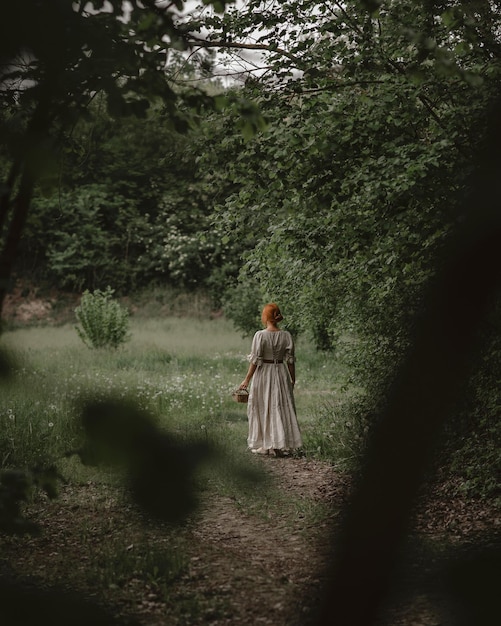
[{"left": 261, "top": 303, "right": 283, "bottom": 325}]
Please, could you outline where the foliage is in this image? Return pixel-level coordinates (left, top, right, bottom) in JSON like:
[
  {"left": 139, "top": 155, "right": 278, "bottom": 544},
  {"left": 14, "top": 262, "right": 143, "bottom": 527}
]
[
  {"left": 14, "top": 96, "right": 247, "bottom": 295},
  {"left": 0, "top": 0, "right": 261, "bottom": 310},
  {"left": 302, "top": 402, "right": 365, "bottom": 469},
  {"left": 0, "top": 0, "right": 185, "bottom": 307},
  {"left": 191, "top": 0, "right": 501, "bottom": 90},
  {"left": 75, "top": 287, "right": 130, "bottom": 349},
  {"left": 136, "top": 194, "right": 231, "bottom": 289},
  {"left": 195, "top": 0, "right": 500, "bottom": 323},
  {"left": 220, "top": 278, "right": 263, "bottom": 337},
  {"left": 189, "top": 0, "right": 501, "bottom": 497},
  {"left": 27, "top": 185, "right": 137, "bottom": 292}
]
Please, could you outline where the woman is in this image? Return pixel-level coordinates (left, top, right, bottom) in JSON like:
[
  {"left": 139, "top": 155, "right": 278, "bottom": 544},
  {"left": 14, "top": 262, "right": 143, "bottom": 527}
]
[{"left": 239, "top": 303, "right": 302, "bottom": 456}]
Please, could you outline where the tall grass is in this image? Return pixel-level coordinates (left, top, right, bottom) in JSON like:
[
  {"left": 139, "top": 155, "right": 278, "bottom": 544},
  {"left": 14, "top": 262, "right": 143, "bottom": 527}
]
[{"left": 0, "top": 317, "right": 355, "bottom": 477}]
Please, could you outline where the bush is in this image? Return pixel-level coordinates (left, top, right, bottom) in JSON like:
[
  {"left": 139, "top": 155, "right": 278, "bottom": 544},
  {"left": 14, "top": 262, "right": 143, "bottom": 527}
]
[
  {"left": 75, "top": 287, "right": 130, "bottom": 349},
  {"left": 221, "top": 280, "right": 263, "bottom": 337}
]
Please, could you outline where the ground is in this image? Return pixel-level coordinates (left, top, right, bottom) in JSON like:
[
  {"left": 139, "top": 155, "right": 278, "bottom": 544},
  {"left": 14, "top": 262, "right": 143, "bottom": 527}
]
[{"left": 0, "top": 455, "right": 499, "bottom": 626}]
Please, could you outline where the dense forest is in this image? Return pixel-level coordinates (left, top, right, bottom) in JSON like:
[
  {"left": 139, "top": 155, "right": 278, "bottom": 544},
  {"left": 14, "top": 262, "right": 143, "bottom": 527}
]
[{"left": 1, "top": 0, "right": 500, "bottom": 511}]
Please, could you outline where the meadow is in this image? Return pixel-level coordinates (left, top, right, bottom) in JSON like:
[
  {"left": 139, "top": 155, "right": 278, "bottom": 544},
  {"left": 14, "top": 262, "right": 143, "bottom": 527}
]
[
  {"left": 0, "top": 315, "right": 355, "bottom": 623},
  {"left": 0, "top": 316, "right": 353, "bottom": 485}
]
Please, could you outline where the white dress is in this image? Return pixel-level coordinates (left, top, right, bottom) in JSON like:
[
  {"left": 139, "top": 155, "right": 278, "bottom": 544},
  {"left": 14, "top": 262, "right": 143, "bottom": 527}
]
[{"left": 247, "top": 329, "right": 303, "bottom": 451}]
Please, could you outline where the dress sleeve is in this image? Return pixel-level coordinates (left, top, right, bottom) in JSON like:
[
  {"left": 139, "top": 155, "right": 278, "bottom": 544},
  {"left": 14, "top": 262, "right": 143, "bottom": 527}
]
[
  {"left": 284, "top": 331, "right": 296, "bottom": 365},
  {"left": 248, "top": 331, "right": 263, "bottom": 366}
]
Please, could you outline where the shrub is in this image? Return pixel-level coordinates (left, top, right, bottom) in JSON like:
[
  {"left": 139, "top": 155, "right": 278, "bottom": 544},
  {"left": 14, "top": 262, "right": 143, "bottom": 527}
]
[
  {"left": 221, "top": 280, "right": 263, "bottom": 337},
  {"left": 75, "top": 287, "right": 130, "bottom": 349}
]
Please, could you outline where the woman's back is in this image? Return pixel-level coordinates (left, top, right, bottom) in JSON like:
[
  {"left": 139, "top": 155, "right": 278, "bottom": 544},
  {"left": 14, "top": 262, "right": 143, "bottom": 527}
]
[{"left": 253, "top": 329, "right": 293, "bottom": 362}]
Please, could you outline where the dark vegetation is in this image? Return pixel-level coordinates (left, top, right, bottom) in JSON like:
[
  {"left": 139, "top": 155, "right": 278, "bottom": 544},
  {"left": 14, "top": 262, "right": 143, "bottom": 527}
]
[{"left": 0, "top": 1, "right": 500, "bottom": 624}]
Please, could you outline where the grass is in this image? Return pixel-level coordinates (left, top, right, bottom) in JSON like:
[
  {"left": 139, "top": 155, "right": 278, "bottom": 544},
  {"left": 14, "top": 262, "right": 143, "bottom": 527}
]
[
  {"left": 1, "top": 317, "right": 351, "bottom": 459},
  {"left": 0, "top": 315, "right": 356, "bottom": 544},
  {"left": 0, "top": 315, "right": 356, "bottom": 617}
]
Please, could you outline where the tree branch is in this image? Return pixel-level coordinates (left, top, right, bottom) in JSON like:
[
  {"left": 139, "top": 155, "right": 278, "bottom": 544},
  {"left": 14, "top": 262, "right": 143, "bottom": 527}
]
[{"left": 187, "top": 34, "right": 305, "bottom": 67}]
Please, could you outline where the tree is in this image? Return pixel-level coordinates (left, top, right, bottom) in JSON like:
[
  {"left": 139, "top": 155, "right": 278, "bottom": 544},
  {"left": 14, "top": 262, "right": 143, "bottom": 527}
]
[
  {"left": 193, "top": 0, "right": 500, "bottom": 348},
  {"left": 192, "top": 0, "right": 501, "bottom": 498},
  {"left": 16, "top": 101, "right": 208, "bottom": 292},
  {"left": 0, "top": 0, "right": 236, "bottom": 313}
]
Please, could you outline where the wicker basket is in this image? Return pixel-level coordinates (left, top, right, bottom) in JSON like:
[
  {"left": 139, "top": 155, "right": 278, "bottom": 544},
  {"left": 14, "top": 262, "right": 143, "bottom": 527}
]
[{"left": 232, "top": 388, "right": 249, "bottom": 403}]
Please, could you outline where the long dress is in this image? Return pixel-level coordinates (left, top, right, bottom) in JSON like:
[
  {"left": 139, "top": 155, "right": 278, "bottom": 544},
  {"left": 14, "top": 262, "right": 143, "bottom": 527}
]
[{"left": 247, "top": 329, "right": 303, "bottom": 451}]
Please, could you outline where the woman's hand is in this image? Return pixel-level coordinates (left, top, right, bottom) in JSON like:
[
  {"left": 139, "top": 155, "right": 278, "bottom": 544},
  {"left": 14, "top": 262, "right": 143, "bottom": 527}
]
[{"left": 240, "top": 363, "right": 256, "bottom": 390}]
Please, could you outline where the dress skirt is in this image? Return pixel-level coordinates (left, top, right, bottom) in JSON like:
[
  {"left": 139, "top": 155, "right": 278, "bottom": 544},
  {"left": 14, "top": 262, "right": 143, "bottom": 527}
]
[{"left": 246, "top": 329, "right": 303, "bottom": 451}]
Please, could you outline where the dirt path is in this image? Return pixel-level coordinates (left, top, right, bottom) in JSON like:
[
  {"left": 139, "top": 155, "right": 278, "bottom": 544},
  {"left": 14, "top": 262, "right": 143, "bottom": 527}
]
[
  {"left": 177, "top": 457, "right": 345, "bottom": 626},
  {"left": 0, "top": 455, "right": 498, "bottom": 626},
  {"left": 0, "top": 457, "right": 344, "bottom": 625}
]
